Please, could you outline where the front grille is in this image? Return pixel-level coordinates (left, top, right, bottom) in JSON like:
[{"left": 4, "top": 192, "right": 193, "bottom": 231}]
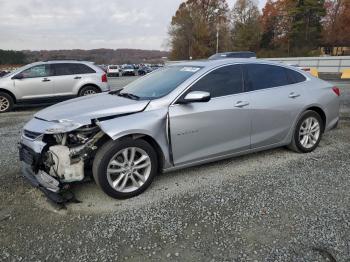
[
  {"left": 23, "top": 130, "right": 42, "bottom": 140},
  {"left": 19, "top": 144, "right": 35, "bottom": 165}
]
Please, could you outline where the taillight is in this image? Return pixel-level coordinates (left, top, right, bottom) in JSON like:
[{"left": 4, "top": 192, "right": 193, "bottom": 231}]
[
  {"left": 332, "top": 86, "right": 340, "bottom": 96},
  {"left": 102, "top": 73, "right": 107, "bottom": 82}
]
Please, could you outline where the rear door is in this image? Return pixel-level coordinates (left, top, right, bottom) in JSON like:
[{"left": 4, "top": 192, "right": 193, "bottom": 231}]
[
  {"left": 51, "top": 63, "right": 96, "bottom": 96},
  {"left": 13, "top": 64, "right": 54, "bottom": 100},
  {"left": 243, "top": 64, "right": 306, "bottom": 148},
  {"left": 169, "top": 64, "right": 251, "bottom": 166},
  {"left": 51, "top": 63, "right": 77, "bottom": 96}
]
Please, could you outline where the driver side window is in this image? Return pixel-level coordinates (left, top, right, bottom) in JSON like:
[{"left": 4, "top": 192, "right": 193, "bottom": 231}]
[
  {"left": 188, "top": 65, "right": 244, "bottom": 98},
  {"left": 20, "top": 65, "right": 51, "bottom": 78}
]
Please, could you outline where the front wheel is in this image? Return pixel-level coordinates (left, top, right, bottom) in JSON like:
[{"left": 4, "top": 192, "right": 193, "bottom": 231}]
[
  {"left": 92, "top": 138, "right": 158, "bottom": 199},
  {"left": 288, "top": 110, "right": 324, "bottom": 153}
]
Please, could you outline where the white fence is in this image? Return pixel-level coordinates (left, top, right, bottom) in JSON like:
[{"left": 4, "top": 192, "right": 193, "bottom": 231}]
[{"left": 265, "top": 56, "right": 350, "bottom": 73}]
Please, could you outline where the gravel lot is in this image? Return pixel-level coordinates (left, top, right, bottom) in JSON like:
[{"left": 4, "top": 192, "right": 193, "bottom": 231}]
[{"left": 0, "top": 77, "right": 350, "bottom": 261}]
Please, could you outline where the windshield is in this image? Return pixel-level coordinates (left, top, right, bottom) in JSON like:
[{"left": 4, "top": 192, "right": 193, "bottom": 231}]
[
  {"left": 120, "top": 65, "right": 202, "bottom": 100},
  {"left": 123, "top": 65, "right": 133, "bottom": 69}
]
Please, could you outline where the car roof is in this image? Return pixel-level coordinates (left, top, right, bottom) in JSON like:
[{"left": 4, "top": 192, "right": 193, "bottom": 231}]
[
  {"left": 28, "top": 60, "right": 94, "bottom": 66},
  {"left": 218, "top": 51, "right": 255, "bottom": 55},
  {"left": 168, "top": 58, "right": 283, "bottom": 68}
]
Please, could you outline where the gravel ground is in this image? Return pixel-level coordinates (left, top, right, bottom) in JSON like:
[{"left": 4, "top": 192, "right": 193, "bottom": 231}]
[{"left": 0, "top": 77, "right": 349, "bottom": 261}]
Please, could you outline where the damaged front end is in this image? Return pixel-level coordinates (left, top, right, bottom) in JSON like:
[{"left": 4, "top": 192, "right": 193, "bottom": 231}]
[{"left": 19, "top": 119, "right": 105, "bottom": 204}]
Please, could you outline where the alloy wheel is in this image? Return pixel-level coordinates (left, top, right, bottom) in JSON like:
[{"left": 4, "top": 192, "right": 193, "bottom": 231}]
[
  {"left": 106, "top": 147, "right": 152, "bottom": 193},
  {"left": 83, "top": 89, "right": 96, "bottom": 96},
  {"left": 298, "top": 117, "right": 321, "bottom": 149},
  {"left": 0, "top": 96, "right": 10, "bottom": 112}
]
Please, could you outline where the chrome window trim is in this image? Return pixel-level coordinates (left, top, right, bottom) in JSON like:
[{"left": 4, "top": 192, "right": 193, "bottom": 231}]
[
  {"left": 170, "top": 62, "right": 245, "bottom": 106},
  {"left": 170, "top": 62, "right": 311, "bottom": 106}
]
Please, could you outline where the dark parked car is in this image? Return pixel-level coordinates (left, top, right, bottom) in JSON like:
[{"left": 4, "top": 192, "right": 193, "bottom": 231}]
[
  {"left": 209, "top": 51, "right": 256, "bottom": 60},
  {"left": 138, "top": 66, "right": 152, "bottom": 76},
  {"left": 122, "top": 65, "right": 136, "bottom": 76},
  {"left": 0, "top": 71, "right": 9, "bottom": 77}
]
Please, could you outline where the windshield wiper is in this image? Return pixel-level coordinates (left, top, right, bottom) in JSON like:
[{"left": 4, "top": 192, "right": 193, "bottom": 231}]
[
  {"left": 117, "top": 92, "right": 140, "bottom": 100},
  {"left": 108, "top": 88, "right": 123, "bottom": 95}
]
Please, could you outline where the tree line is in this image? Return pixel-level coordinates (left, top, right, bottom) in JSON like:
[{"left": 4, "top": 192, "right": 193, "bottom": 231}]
[
  {"left": 0, "top": 50, "right": 27, "bottom": 65},
  {"left": 0, "top": 49, "right": 169, "bottom": 65},
  {"left": 168, "top": 0, "right": 350, "bottom": 60}
]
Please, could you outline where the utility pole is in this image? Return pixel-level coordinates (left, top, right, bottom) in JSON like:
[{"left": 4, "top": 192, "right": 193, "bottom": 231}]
[
  {"left": 214, "top": 8, "right": 220, "bottom": 53},
  {"left": 216, "top": 25, "right": 219, "bottom": 53}
]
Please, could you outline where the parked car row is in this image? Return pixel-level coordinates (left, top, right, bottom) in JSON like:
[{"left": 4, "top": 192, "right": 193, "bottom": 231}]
[{"left": 99, "top": 63, "right": 163, "bottom": 77}]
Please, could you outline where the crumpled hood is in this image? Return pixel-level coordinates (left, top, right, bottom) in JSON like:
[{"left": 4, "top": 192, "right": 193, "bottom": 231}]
[{"left": 34, "top": 93, "right": 150, "bottom": 125}]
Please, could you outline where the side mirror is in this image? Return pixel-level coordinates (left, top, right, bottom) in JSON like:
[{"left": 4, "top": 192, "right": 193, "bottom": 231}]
[
  {"left": 12, "top": 73, "right": 24, "bottom": 80},
  {"left": 179, "top": 91, "right": 211, "bottom": 104}
]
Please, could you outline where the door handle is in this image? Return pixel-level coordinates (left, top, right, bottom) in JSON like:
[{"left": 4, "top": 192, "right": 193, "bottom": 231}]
[
  {"left": 234, "top": 101, "right": 249, "bottom": 108},
  {"left": 42, "top": 78, "right": 51, "bottom": 82},
  {"left": 289, "top": 92, "right": 300, "bottom": 98},
  {"left": 74, "top": 76, "right": 82, "bottom": 79}
]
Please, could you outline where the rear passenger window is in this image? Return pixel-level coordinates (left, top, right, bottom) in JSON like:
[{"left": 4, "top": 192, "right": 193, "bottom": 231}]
[
  {"left": 53, "top": 63, "right": 72, "bottom": 76},
  {"left": 71, "top": 64, "right": 96, "bottom": 74},
  {"left": 53, "top": 63, "right": 96, "bottom": 76},
  {"left": 189, "top": 65, "right": 243, "bottom": 98},
  {"left": 243, "top": 64, "right": 290, "bottom": 91},
  {"left": 286, "top": 68, "right": 306, "bottom": 84}
]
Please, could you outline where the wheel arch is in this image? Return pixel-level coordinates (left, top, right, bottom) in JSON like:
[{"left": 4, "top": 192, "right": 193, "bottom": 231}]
[
  {"left": 110, "top": 133, "right": 166, "bottom": 174},
  {"left": 0, "top": 88, "right": 16, "bottom": 103},
  {"left": 78, "top": 84, "right": 101, "bottom": 95},
  {"left": 305, "top": 106, "right": 326, "bottom": 132}
]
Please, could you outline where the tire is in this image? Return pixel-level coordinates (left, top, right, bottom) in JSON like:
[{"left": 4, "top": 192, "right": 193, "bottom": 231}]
[
  {"left": 0, "top": 92, "right": 14, "bottom": 113},
  {"left": 78, "top": 86, "right": 100, "bottom": 96},
  {"left": 288, "top": 110, "right": 324, "bottom": 153},
  {"left": 92, "top": 138, "right": 158, "bottom": 199}
]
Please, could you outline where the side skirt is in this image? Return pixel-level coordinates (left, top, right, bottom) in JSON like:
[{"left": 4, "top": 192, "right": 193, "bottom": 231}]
[{"left": 162, "top": 141, "right": 289, "bottom": 173}]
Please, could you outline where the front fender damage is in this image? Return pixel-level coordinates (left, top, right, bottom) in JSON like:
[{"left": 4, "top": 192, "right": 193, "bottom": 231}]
[
  {"left": 19, "top": 104, "right": 171, "bottom": 205},
  {"left": 97, "top": 108, "right": 172, "bottom": 169}
]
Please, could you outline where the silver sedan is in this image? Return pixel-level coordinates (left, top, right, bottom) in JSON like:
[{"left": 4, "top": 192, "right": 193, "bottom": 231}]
[{"left": 19, "top": 59, "right": 340, "bottom": 201}]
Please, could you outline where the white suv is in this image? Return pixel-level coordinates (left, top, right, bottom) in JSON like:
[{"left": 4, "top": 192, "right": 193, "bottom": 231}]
[
  {"left": 107, "top": 65, "right": 121, "bottom": 77},
  {"left": 0, "top": 60, "right": 109, "bottom": 112}
]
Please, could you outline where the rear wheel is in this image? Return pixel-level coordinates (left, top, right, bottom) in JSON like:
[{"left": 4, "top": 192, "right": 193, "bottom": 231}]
[
  {"left": 93, "top": 138, "right": 158, "bottom": 199},
  {"left": 288, "top": 110, "right": 323, "bottom": 153},
  {"left": 0, "top": 92, "right": 14, "bottom": 113},
  {"left": 78, "top": 86, "right": 100, "bottom": 96}
]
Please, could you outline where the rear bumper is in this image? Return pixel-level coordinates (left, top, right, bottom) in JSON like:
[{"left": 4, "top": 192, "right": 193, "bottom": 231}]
[
  {"left": 107, "top": 72, "right": 120, "bottom": 77},
  {"left": 122, "top": 71, "right": 135, "bottom": 76}
]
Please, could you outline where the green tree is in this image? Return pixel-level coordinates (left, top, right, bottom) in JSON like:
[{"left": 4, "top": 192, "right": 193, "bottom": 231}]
[
  {"left": 230, "top": 0, "right": 262, "bottom": 52},
  {"left": 169, "top": 0, "right": 230, "bottom": 60},
  {"left": 289, "top": 0, "right": 326, "bottom": 54}
]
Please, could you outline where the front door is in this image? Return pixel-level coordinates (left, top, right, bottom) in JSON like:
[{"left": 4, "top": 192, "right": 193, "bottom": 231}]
[
  {"left": 169, "top": 64, "right": 251, "bottom": 166},
  {"left": 14, "top": 64, "right": 54, "bottom": 100}
]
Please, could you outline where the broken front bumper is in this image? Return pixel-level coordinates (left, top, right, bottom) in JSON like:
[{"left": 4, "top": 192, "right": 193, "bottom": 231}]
[{"left": 19, "top": 143, "right": 74, "bottom": 204}]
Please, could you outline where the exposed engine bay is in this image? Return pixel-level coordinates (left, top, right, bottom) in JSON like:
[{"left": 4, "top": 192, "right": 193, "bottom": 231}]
[{"left": 41, "top": 124, "right": 104, "bottom": 185}]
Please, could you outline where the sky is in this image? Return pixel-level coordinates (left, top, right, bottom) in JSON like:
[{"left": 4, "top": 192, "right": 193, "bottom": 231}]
[{"left": 0, "top": 0, "right": 266, "bottom": 51}]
